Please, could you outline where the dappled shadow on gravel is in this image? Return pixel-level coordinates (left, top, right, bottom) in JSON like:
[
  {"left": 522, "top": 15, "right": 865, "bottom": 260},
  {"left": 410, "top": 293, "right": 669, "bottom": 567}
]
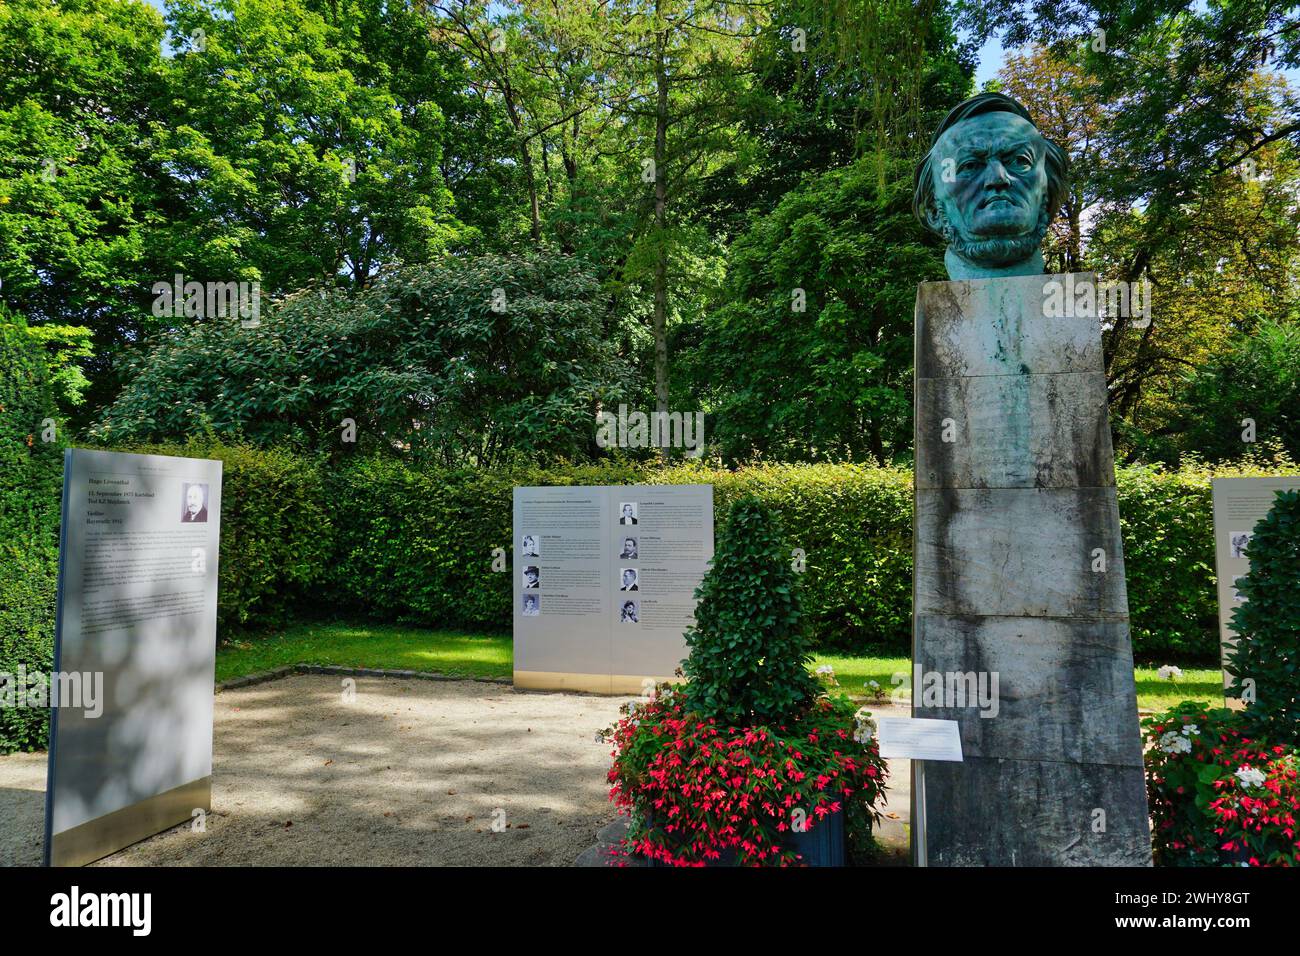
[{"left": 0, "top": 676, "right": 630, "bottom": 867}]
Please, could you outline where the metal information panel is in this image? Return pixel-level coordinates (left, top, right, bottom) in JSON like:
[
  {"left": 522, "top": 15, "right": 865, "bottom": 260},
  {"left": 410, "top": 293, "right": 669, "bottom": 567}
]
[
  {"left": 512, "top": 484, "right": 713, "bottom": 695},
  {"left": 1211, "top": 476, "right": 1300, "bottom": 703},
  {"left": 44, "top": 448, "right": 222, "bottom": 866}
]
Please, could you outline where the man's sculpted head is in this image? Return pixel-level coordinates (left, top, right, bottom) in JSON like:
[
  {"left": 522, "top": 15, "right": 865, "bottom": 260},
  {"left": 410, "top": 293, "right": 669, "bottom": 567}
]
[{"left": 914, "top": 92, "right": 1069, "bottom": 280}]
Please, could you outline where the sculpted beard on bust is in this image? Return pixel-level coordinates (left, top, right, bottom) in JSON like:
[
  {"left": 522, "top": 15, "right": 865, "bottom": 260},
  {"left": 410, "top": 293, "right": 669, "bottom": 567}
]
[{"left": 942, "top": 207, "right": 1050, "bottom": 270}]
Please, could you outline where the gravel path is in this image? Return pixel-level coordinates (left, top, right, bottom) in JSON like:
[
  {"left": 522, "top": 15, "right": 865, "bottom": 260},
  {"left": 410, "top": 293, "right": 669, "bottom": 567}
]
[{"left": 0, "top": 675, "right": 629, "bottom": 867}]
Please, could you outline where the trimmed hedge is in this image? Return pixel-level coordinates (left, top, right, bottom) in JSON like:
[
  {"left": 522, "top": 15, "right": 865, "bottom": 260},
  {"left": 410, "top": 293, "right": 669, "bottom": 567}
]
[
  {"left": 1117, "top": 458, "right": 1298, "bottom": 661},
  {"left": 4, "top": 414, "right": 1293, "bottom": 751},
  {"left": 0, "top": 313, "right": 65, "bottom": 753},
  {"left": 326, "top": 456, "right": 1291, "bottom": 662}
]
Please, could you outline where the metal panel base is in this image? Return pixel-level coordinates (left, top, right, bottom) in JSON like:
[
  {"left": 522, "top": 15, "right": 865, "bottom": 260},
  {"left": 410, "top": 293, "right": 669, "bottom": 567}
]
[
  {"left": 47, "top": 776, "right": 211, "bottom": 867},
  {"left": 513, "top": 671, "right": 675, "bottom": 695}
]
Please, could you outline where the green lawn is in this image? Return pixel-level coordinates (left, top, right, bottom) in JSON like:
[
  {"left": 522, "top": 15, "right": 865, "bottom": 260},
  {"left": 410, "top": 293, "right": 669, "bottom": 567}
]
[
  {"left": 217, "top": 623, "right": 1225, "bottom": 713},
  {"left": 215, "top": 622, "right": 512, "bottom": 683}
]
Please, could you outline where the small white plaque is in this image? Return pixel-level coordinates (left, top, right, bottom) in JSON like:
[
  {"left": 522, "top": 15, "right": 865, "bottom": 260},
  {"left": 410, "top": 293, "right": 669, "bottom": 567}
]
[{"left": 876, "top": 717, "right": 963, "bottom": 762}]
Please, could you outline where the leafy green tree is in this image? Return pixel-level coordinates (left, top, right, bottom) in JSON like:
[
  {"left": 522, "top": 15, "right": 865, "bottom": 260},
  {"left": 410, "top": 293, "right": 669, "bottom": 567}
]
[
  {"left": 159, "top": 0, "right": 467, "bottom": 291},
  {"left": 683, "top": 497, "right": 820, "bottom": 724},
  {"left": 733, "top": 0, "right": 971, "bottom": 223},
  {"left": 1146, "top": 320, "right": 1300, "bottom": 464},
  {"left": 93, "top": 252, "right": 632, "bottom": 465},
  {"left": 686, "top": 157, "right": 943, "bottom": 463},
  {"left": 533, "top": 0, "right": 766, "bottom": 429},
  {"left": 1226, "top": 490, "right": 1300, "bottom": 745},
  {"left": 0, "top": 0, "right": 167, "bottom": 412}
]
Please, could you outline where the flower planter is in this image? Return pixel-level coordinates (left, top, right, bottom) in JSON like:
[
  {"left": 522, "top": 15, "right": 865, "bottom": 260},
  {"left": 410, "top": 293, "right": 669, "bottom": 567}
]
[
  {"left": 787, "top": 808, "right": 846, "bottom": 867},
  {"left": 641, "top": 807, "right": 847, "bottom": 867}
]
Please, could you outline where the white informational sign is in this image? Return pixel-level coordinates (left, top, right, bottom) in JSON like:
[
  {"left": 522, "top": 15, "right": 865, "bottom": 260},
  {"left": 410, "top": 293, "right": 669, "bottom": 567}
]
[
  {"left": 1211, "top": 476, "right": 1300, "bottom": 703},
  {"left": 512, "top": 484, "right": 713, "bottom": 694},
  {"left": 44, "top": 448, "right": 222, "bottom": 866},
  {"left": 876, "top": 717, "right": 964, "bottom": 762}
]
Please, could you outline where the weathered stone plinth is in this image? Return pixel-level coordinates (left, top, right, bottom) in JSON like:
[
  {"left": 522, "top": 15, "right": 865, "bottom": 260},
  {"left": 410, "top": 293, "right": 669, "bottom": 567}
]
[{"left": 912, "top": 273, "right": 1151, "bottom": 866}]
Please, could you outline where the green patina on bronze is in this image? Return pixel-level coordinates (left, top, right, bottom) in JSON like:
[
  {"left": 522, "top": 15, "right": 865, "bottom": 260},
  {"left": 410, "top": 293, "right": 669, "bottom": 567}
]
[{"left": 913, "top": 92, "right": 1070, "bottom": 281}]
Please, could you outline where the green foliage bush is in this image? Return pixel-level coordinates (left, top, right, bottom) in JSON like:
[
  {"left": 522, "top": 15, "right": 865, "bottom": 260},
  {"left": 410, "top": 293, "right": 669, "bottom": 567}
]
[
  {"left": 682, "top": 497, "right": 819, "bottom": 724},
  {"left": 4, "top": 410, "right": 1287, "bottom": 753},
  {"left": 326, "top": 457, "right": 649, "bottom": 631},
  {"left": 325, "top": 457, "right": 913, "bottom": 649},
  {"left": 0, "top": 310, "right": 64, "bottom": 753},
  {"left": 93, "top": 253, "right": 631, "bottom": 466}
]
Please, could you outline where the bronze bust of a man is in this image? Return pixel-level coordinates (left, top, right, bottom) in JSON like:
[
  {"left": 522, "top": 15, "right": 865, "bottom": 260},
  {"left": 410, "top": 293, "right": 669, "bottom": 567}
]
[{"left": 913, "top": 92, "right": 1069, "bottom": 281}]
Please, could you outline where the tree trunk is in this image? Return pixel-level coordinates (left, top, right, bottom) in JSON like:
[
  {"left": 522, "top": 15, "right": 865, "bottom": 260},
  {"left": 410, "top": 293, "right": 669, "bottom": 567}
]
[{"left": 652, "top": 27, "right": 670, "bottom": 441}]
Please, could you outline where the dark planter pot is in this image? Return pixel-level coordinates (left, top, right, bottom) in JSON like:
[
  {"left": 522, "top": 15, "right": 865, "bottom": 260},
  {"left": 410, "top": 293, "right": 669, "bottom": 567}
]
[
  {"left": 642, "top": 808, "right": 847, "bottom": 867},
  {"left": 787, "top": 809, "right": 846, "bottom": 867}
]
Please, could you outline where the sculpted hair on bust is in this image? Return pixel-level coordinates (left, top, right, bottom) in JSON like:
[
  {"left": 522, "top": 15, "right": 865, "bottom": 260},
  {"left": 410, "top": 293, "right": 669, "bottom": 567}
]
[{"left": 912, "top": 92, "right": 1069, "bottom": 241}]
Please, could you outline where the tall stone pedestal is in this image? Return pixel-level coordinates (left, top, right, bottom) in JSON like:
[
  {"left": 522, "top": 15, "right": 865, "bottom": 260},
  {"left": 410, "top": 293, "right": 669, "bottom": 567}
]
[{"left": 911, "top": 273, "right": 1151, "bottom": 866}]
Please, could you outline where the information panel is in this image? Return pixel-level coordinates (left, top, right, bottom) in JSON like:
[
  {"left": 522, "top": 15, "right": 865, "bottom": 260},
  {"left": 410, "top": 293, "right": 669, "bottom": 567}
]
[
  {"left": 512, "top": 484, "right": 713, "bottom": 694},
  {"left": 44, "top": 448, "right": 222, "bottom": 866},
  {"left": 1211, "top": 476, "right": 1300, "bottom": 704}
]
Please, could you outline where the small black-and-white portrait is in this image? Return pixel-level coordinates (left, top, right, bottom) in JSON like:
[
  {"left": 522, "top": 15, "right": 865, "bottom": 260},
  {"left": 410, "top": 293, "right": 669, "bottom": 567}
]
[
  {"left": 620, "top": 599, "right": 639, "bottom": 624},
  {"left": 521, "top": 593, "right": 541, "bottom": 616},
  {"left": 619, "top": 536, "right": 638, "bottom": 560},
  {"left": 1230, "top": 531, "right": 1251, "bottom": 559},
  {"left": 619, "top": 567, "right": 639, "bottom": 591},
  {"left": 618, "top": 502, "right": 638, "bottom": 525},
  {"left": 182, "top": 482, "right": 209, "bottom": 523},
  {"left": 520, "top": 533, "right": 540, "bottom": 557},
  {"left": 522, "top": 566, "right": 540, "bottom": 589}
]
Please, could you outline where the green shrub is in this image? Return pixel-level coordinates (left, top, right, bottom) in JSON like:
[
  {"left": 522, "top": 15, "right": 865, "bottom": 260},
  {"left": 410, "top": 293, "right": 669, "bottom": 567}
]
[
  {"left": 682, "top": 497, "right": 819, "bottom": 724},
  {"left": 669, "top": 461, "right": 914, "bottom": 656},
  {"left": 93, "top": 253, "right": 632, "bottom": 466},
  {"left": 1225, "top": 489, "right": 1300, "bottom": 743},
  {"left": 0, "top": 310, "right": 64, "bottom": 753}
]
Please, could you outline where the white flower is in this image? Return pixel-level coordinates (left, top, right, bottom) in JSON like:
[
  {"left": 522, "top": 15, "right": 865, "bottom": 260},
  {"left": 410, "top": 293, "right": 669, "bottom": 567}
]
[
  {"left": 1158, "top": 731, "right": 1192, "bottom": 755},
  {"left": 865, "top": 680, "right": 881, "bottom": 691},
  {"left": 1156, "top": 665, "right": 1184, "bottom": 681},
  {"left": 852, "top": 707, "right": 877, "bottom": 744},
  {"left": 1181, "top": 724, "right": 1199, "bottom": 736},
  {"left": 815, "top": 665, "right": 835, "bottom": 677},
  {"left": 1235, "top": 766, "right": 1266, "bottom": 790}
]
